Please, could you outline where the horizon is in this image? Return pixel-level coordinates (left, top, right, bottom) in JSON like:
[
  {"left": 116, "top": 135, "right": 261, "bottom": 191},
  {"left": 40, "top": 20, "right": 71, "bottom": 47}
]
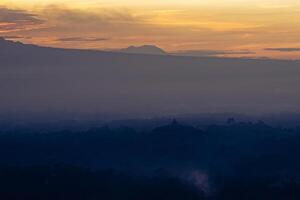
[
  {"left": 1, "top": 0, "right": 300, "bottom": 59},
  {"left": 1, "top": 37, "right": 299, "bottom": 61}
]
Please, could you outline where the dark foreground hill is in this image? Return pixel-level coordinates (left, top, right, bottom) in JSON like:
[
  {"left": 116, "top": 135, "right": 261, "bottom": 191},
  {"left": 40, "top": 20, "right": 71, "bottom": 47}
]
[{"left": 1, "top": 121, "right": 300, "bottom": 199}]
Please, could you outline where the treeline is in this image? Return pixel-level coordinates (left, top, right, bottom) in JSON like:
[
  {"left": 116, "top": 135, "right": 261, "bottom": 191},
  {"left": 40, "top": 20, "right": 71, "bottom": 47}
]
[
  {"left": 1, "top": 120, "right": 300, "bottom": 199},
  {"left": 0, "top": 120, "right": 299, "bottom": 170}
]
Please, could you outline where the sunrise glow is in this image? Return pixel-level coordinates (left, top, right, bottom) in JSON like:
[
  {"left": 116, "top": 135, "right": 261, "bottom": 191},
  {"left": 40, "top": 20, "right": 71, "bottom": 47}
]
[{"left": 1, "top": 0, "right": 300, "bottom": 59}]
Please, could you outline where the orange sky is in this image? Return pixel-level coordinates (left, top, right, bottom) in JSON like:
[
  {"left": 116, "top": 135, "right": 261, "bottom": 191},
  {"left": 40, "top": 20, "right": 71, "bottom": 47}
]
[{"left": 1, "top": 0, "right": 300, "bottom": 59}]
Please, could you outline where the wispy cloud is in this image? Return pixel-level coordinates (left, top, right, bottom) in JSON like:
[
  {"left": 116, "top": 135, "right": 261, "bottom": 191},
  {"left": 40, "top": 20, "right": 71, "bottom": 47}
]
[
  {"left": 0, "top": 7, "right": 43, "bottom": 33},
  {"left": 173, "top": 49, "right": 255, "bottom": 57},
  {"left": 2, "top": 6, "right": 143, "bottom": 48},
  {"left": 265, "top": 48, "right": 300, "bottom": 52},
  {"left": 0, "top": 35, "right": 32, "bottom": 39},
  {"left": 56, "top": 37, "right": 109, "bottom": 42},
  {"left": 41, "top": 6, "right": 142, "bottom": 31}
]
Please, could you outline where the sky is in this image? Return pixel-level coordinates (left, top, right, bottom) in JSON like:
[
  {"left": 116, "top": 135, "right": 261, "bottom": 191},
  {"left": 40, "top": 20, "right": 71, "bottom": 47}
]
[{"left": 1, "top": 0, "right": 300, "bottom": 59}]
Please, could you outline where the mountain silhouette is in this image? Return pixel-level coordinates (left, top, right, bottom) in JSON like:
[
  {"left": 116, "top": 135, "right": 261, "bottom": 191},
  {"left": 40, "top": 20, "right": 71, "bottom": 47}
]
[
  {"left": 0, "top": 37, "right": 18, "bottom": 48},
  {"left": 119, "top": 45, "right": 166, "bottom": 55},
  {"left": 0, "top": 37, "right": 36, "bottom": 51}
]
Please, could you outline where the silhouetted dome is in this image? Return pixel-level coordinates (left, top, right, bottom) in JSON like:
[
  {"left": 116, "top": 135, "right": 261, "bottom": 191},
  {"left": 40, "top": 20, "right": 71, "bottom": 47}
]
[
  {"left": 152, "top": 120, "right": 201, "bottom": 135},
  {"left": 171, "top": 119, "right": 179, "bottom": 126}
]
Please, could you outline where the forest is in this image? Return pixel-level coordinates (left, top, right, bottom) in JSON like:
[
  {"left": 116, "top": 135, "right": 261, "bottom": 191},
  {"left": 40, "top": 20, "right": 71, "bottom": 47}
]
[{"left": 1, "top": 119, "right": 300, "bottom": 199}]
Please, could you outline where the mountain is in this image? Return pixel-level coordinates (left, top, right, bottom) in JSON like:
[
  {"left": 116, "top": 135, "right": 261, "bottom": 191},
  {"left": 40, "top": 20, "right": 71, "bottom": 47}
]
[
  {"left": 0, "top": 37, "right": 18, "bottom": 48},
  {"left": 1, "top": 37, "right": 300, "bottom": 119},
  {"left": 119, "top": 45, "right": 166, "bottom": 55},
  {"left": 0, "top": 37, "right": 33, "bottom": 52}
]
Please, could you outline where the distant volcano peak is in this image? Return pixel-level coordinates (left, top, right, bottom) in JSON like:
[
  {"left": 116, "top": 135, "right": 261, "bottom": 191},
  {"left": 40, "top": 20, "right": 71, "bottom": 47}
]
[{"left": 120, "top": 45, "right": 166, "bottom": 55}]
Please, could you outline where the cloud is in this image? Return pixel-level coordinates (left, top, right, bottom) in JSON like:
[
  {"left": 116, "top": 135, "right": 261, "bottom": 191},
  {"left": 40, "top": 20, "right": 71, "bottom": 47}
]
[
  {"left": 56, "top": 37, "right": 109, "bottom": 42},
  {"left": 0, "top": 35, "right": 32, "bottom": 39},
  {"left": 3, "top": 5, "right": 293, "bottom": 58},
  {"left": 18, "top": 6, "right": 160, "bottom": 49},
  {"left": 265, "top": 48, "right": 300, "bottom": 52},
  {"left": 21, "top": 6, "right": 146, "bottom": 41},
  {"left": 41, "top": 6, "right": 141, "bottom": 31},
  {"left": 0, "top": 7, "right": 43, "bottom": 32},
  {"left": 1, "top": 6, "right": 144, "bottom": 48},
  {"left": 173, "top": 49, "right": 255, "bottom": 57}
]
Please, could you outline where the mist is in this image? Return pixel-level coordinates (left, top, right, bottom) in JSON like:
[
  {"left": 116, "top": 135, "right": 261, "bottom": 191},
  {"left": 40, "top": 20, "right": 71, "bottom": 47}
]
[{"left": 1, "top": 38, "right": 300, "bottom": 119}]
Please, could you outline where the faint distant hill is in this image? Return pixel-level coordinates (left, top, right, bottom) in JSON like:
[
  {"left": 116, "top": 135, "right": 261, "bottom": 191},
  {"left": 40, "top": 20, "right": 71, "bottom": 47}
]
[
  {"left": 0, "top": 37, "right": 37, "bottom": 51},
  {"left": 119, "top": 45, "right": 166, "bottom": 55}
]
